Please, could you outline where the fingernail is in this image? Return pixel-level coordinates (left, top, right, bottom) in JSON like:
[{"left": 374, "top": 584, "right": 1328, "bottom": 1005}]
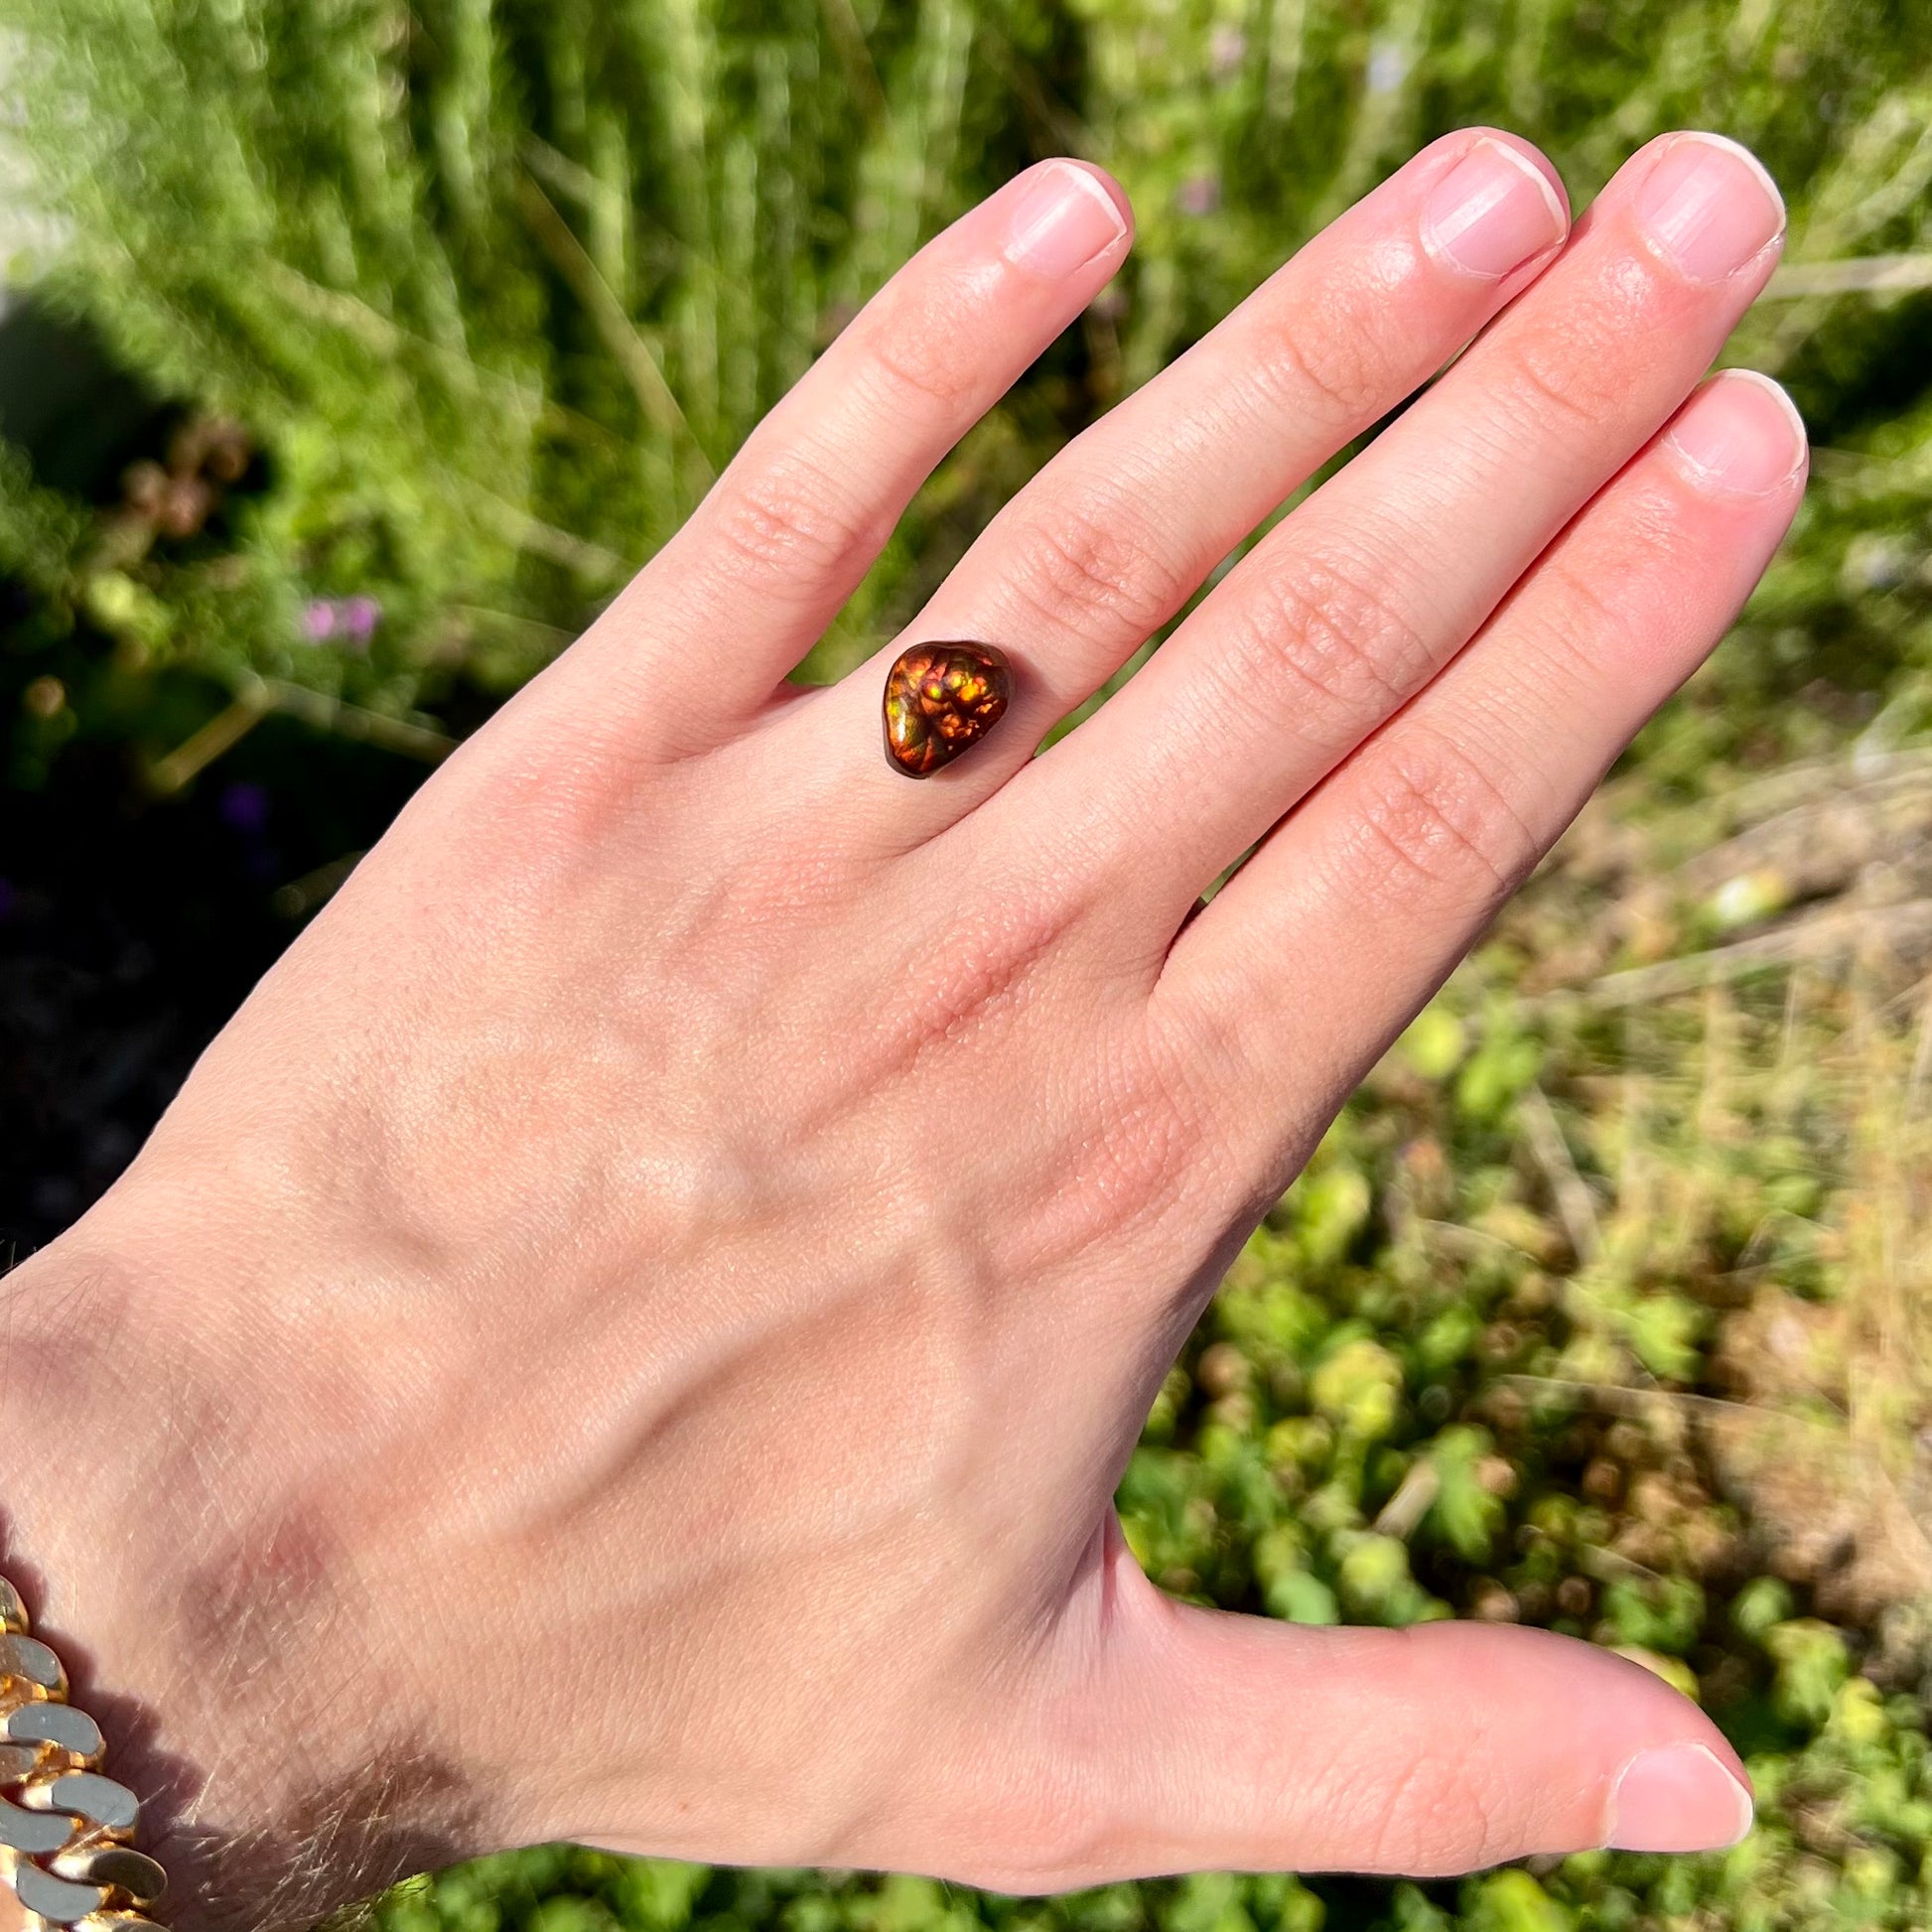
[
  {"left": 1003, "top": 162, "right": 1129, "bottom": 279},
  {"left": 1635, "top": 133, "right": 1785, "bottom": 283},
  {"left": 1423, "top": 137, "right": 1568, "bottom": 278},
  {"left": 1605, "top": 1743, "right": 1755, "bottom": 1853},
  {"left": 1666, "top": 370, "right": 1809, "bottom": 494}
]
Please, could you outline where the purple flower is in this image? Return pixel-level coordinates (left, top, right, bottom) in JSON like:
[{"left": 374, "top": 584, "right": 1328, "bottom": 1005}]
[
  {"left": 220, "top": 781, "right": 270, "bottom": 835},
  {"left": 1176, "top": 175, "right": 1221, "bottom": 216},
  {"left": 302, "top": 601, "right": 339, "bottom": 642},
  {"left": 344, "top": 595, "right": 382, "bottom": 643}
]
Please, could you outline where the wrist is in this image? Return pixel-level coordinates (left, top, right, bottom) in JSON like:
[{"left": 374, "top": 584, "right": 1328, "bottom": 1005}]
[{"left": 2, "top": 1212, "right": 489, "bottom": 1932}]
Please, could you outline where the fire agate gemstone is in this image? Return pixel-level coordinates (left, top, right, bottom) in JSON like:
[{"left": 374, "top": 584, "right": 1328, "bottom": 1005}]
[{"left": 882, "top": 641, "right": 1014, "bottom": 777}]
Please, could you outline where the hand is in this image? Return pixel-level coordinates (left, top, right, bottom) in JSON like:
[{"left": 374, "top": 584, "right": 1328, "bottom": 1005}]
[{"left": 2, "top": 126, "right": 1802, "bottom": 1932}]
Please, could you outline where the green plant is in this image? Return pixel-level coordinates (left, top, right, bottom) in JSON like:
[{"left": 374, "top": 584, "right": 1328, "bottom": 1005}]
[{"left": 7, "top": 2, "right": 1932, "bottom": 1927}]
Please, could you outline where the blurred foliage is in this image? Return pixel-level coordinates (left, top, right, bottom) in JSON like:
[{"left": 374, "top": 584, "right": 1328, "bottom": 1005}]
[
  {"left": 4, "top": 0, "right": 1932, "bottom": 1929},
  {"left": 3, "top": 0, "right": 1932, "bottom": 765}
]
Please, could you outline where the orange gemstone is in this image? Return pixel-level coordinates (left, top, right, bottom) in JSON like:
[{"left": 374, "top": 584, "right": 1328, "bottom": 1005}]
[{"left": 882, "top": 641, "right": 1014, "bottom": 777}]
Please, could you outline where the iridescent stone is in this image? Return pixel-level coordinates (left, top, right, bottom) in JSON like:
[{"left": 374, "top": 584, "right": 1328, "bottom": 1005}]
[{"left": 883, "top": 641, "right": 1013, "bottom": 777}]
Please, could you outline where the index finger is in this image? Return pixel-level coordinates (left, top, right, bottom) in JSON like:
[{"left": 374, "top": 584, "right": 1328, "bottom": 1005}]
[{"left": 559, "top": 160, "right": 1133, "bottom": 756}]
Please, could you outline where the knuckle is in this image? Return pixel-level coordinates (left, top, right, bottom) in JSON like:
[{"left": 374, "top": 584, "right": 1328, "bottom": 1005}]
[
  {"left": 1144, "top": 998, "right": 1251, "bottom": 1160},
  {"left": 952, "top": 1808, "right": 1110, "bottom": 1891},
  {"left": 981, "top": 1760, "right": 1116, "bottom": 1888},
  {"left": 1538, "top": 548, "right": 1635, "bottom": 643},
  {"left": 1346, "top": 724, "right": 1542, "bottom": 911},
  {"left": 1489, "top": 315, "right": 1633, "bottom": 437},
  {"left": 1531, "top": 545, "right": 1655, "bottom": 674},
  {"left": 1511, "top": 497, "right": 1689, "bottom": 696},
  {"left": 1135, "top": 1003, "right": 1304, "bottom": 1241},
  {"left": 1003, "top": 494, "right": 1193, "bottom": 644},
  {"left": 1127, "top": 1017, "right": 1224, "bottom": 1182},
  {"left": 1257, "top": 303, "right": 1405, "bottom": 428},
  {"left": 856, "top": 282, "right": 984, "bottom": 413},
  {"left": 870, "top": 884, "right": 1079, "bottom": 1082},
  {"left": 1227, "top": 547, "right": 1433, "bottom": 726},
  {"left": 706, "top": 444, "right": 883, "bottom": 586},
  {"left": 1232, "top": 1662, "right": 1527, "bottom": 1876},
  {"left": 1364, "top": 1749, "right": 1515, "bottom": 1874},
  {"left": 1086, "top": 1039, "right": 1210, "bottom": 1232}
]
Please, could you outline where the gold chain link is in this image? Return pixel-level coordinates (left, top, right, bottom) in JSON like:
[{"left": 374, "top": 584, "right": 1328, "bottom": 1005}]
[{"left": 0, "top": 1578, "right": 168, "bottom": 1931}]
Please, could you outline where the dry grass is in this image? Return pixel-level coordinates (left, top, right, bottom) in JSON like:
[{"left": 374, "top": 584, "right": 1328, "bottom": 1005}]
[{"left": 1506, "top": 740, "right": 1932, "bottom": 1632}]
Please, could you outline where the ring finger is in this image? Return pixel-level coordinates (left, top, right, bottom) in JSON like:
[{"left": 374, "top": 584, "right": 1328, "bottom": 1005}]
[{"left": 782, "top": 128, "right": 1570, "bottom": 834}]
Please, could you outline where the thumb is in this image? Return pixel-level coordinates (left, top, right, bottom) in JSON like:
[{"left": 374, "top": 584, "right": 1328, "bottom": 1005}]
[{"left": 997, "top": 1546, "right": 1752, "bottom": 1886}]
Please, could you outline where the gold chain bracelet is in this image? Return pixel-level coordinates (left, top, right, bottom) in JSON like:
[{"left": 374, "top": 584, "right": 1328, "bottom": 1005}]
[{"left": 1, "top": 1578, "right": 167, "bottom": 1931}]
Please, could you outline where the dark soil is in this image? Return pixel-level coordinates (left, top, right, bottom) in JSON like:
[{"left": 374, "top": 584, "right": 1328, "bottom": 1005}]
[
  {"left": 0, "top": 302, "right": 440, "bottom": 1259},
  {"left": 0, "top": 707, "right": 428, "bottom": 1257}
]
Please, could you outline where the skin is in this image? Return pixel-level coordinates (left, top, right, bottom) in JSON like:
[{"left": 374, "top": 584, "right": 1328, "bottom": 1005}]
[{"left": 0, "top": 126, "right": 1806, "bottom": 1932}]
